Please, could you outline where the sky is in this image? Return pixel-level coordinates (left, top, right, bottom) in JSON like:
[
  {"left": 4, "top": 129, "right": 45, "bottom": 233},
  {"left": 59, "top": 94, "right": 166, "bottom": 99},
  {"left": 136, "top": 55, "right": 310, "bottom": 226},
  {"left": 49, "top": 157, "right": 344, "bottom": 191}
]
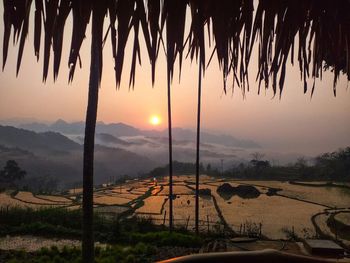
[{"left": 0, "top": 5, "right": 349, "bottom": 156}]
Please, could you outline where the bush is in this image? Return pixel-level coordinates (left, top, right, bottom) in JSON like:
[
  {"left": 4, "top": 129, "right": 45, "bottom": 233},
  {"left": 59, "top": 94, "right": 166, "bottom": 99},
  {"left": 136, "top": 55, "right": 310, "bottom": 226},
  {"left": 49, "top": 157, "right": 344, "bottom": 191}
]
[
  {"left": 0, "top": 207, "right": 202, "bottom": 249},
  {"left": 129, "top": 231, "right": 203, "bottom": 247},
  {"left": 0, "top": 207, "right": 82, "bottom": 229},
  {"left": 0, "top": 222, "right": 80, "bottom": 239},
  {"left": 1, "top": 244, "right": 156, "bottom": 263}
]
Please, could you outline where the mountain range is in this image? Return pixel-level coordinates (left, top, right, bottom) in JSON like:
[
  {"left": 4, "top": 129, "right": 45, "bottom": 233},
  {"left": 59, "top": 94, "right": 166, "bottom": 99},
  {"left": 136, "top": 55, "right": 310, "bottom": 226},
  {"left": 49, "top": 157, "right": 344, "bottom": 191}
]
[
  {"left": 17, "top": 119, "right": 261, "bottom": 149},
  {"left": 0, "top": 120, "right": 266, "bottom": 187},
  {"left": 10, "top": 119, "right": 264, "bottom": 165}
]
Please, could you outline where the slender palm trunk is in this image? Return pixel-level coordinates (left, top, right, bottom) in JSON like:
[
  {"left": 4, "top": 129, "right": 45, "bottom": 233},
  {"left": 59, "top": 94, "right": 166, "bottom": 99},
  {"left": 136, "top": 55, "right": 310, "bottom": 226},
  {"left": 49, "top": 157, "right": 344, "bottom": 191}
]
[
  {"left": 195, "top": 62, "right": 202, "bottom": 235},
  {"left": 82, "top": 6, "right": 103, "bottom": 263},
  {"left": 167, "top": 71, "right": 173, "bottom": 232}
]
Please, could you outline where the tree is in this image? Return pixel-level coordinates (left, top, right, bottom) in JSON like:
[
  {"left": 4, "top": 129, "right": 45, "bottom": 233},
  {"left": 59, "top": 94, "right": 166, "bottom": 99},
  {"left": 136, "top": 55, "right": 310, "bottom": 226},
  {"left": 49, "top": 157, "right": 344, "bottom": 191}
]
[
  {"left": 295, "top": 157, "right": 307, "bottom": 167},
  {"left": 314, "top": 147, "right": 350, "bottom": 180},
  {"left": 21, "top": 175, "right": 58, "bottom": 194},
  {"left": 167, "top": 63, "right": 174, "bottom": 232},
  {"left": 206, "top": 163, "right": 212, "bottom": 173},
  {"left": 250, "top": 160, "right": 270, "bottom": 168},
  {"left": 0, "top": 160, "right": 26, "bottom": 186},
  {"left": 251, "top": 152, "right": 265, "bottom": 162},
  {"left": 295, "top": 157, "right": 308, "bottom": 178},
  {"left": 80, "top": 4, "right": 104, "bottom": 260},
  {"left": 187, "top": 1, "right": 206, "bottom": 235}
]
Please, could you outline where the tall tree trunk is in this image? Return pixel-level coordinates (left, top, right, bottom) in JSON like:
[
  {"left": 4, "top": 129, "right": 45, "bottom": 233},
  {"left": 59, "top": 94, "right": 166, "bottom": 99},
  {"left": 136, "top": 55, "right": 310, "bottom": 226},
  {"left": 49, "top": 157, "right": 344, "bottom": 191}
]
[
  {"left": 82, "top": 5, "right": 103, "bottom": 263},
  {"left": 167, "top": 71, "right": 173, "bottom": 232},
  {"left": 195, "top": 62, "right": 202, "bottom": 234}
]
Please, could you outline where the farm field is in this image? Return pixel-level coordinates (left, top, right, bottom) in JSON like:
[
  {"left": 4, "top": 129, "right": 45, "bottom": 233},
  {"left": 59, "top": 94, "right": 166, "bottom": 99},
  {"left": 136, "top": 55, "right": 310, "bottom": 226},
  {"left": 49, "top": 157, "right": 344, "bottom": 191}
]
[
  {"left": 237, "top": 180, "right": 350, "bottom": 208},
  {"left": 1, "top": 176, "right": 350, "bottom": 242},
  {"left": 335, "top": 212, "right": 350, "bottom": 225}
]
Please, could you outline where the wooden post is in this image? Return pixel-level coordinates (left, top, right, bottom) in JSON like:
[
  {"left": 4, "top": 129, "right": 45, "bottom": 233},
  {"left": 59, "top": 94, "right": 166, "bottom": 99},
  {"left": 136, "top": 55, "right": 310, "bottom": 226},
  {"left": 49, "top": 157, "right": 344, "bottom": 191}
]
[
  {"left": 207, "top": 215, "right": 210, "bottom": 234},
  {"left": 167, "top": 70, "right": 174, "bottom": 232},
  {"left": 195, "top": 61, "right": 202, "bottom": 235},
  {"left": 185, "top": 215, "right": 190, "bottom": 230},
  {"left": 259, "top": 223, "right": 262, "bottom": 237},
  {"left": 334, "top": 217, "right": 338, "bottom": 240},
  {"left": 163, "top": 210, "right": 167, "bottom": 225}
]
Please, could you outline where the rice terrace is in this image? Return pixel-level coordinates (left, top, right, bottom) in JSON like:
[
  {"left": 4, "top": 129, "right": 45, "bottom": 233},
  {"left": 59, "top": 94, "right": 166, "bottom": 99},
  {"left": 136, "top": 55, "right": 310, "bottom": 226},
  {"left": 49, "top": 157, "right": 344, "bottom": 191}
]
[{"left": 1, "top": 173, "right": 350, "bottom": 247}]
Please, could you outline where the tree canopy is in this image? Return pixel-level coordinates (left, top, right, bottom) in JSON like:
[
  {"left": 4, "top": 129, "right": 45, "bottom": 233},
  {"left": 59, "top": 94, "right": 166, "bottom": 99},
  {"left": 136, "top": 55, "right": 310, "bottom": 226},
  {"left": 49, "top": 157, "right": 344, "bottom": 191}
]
[{"left": 0, "top": 160, "right": 26, "bottom": 184}]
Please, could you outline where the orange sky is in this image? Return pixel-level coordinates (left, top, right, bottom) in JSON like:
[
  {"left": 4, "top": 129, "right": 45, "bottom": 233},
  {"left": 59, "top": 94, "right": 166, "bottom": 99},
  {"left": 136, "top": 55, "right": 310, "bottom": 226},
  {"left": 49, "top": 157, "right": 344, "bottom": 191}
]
[{"left": 0, "top": 6, "right": 349, "bottom": 155}]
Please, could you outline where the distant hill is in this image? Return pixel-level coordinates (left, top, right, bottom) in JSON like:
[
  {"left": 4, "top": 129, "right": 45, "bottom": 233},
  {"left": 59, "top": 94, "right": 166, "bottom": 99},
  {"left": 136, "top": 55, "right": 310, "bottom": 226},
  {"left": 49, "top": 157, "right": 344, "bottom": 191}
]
[
  {"left": 17, "top": 119, "right": 260, "bottom": 149},
  {"left": 16, "top": 122, "right": 50, "bottom": 132},
  {"left": 0, "top": 125, "right": 81, "bottom": 154},
  {"left": 50, "top": 119, "right": 85, "bottom": 134},
  {"left": 144, "top": 127, "right": 260, "bottom": 148},
  {"left": 0, "top": 126, "right": 156, "bottom": 187},
  {"left": 97, "top": 122, "right": 141, "bottom": 137},
  {"left": 96, "top": 133, "right": 132, "bottom": 146},
  {"left": 4, "top": 120, "right": 263, "bottom": 166}
]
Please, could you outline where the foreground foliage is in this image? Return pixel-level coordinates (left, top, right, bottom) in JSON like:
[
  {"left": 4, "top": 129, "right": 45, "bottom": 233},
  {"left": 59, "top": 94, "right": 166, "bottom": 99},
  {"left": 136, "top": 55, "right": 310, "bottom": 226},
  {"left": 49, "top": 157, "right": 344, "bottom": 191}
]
[
  {"left": 0, "top": 207, "right": 203, "bottom": 247},
  {"left": 1, "top": 243, "right": 156, "bottom": 263}
]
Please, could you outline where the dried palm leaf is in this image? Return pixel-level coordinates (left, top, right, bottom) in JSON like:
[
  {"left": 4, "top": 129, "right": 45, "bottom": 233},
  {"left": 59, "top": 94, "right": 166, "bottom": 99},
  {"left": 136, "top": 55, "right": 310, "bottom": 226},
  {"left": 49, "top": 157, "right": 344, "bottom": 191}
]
[{"left": 1, "top": 0, "right": 349, "bottom": 94}]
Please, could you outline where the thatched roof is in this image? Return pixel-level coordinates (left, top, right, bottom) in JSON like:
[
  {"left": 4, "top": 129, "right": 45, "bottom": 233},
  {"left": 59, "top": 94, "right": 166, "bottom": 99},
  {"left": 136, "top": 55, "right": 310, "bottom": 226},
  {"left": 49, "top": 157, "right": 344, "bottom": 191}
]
[{"left": 3, "top": 0, "right": 350, "bottom": 95}]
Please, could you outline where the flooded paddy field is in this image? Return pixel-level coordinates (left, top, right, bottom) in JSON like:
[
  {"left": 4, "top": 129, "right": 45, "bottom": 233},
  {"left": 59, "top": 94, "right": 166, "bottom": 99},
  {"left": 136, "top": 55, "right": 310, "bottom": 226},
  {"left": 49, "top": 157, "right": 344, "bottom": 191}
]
[
  {"left": 237, "top": 180, "right": 350, "bottom": 208},
  {"left": 1, "top": 176, "right": 350, "bottom": 243},
  {"left": 335, "top": 212, "right": 350, "bottom": 225}
]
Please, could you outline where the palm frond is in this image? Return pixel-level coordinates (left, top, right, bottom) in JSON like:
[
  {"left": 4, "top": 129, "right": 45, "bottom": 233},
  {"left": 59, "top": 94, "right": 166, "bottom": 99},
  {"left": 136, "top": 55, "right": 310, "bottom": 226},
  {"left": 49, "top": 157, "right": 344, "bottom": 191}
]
[
  {"left": 34, "top": 0, "right": 43, "bottom": 61},
  {"left": 114, "top": 0, "right": 134, "bottom": 88},
  {"left": 147, "top": 0, "right": 160, "bottom": 84},
  {"left": 161, "top": 0, "right": 188, "bottom": 82},
  {"left": 53, "top": 0, "right": 71, "bottom": 80},
  {"left": 68, "top": 0, "right": 92, "bottom": 83}
]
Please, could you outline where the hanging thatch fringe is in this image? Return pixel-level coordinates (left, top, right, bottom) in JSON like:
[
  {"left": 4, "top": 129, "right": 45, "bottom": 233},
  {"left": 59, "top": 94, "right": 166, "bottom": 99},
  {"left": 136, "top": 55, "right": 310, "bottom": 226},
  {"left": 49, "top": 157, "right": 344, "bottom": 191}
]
[{"left": 2, "top": 0, "right": 350, "bottom": 94}]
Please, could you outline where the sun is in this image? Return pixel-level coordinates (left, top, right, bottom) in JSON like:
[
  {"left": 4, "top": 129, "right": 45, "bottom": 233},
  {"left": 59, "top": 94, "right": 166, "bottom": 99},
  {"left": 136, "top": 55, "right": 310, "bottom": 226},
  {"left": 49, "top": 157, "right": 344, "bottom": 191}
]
[{"left": 149, "top": 115, "right": 161, "bottom": 126}]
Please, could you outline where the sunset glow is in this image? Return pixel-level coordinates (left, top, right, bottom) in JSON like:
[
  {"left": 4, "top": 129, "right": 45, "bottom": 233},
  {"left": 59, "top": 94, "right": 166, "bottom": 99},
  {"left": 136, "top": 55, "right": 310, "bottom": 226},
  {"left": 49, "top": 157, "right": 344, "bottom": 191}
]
[{"left": 150, "top": 115, "right": 161, "bottom": 126}]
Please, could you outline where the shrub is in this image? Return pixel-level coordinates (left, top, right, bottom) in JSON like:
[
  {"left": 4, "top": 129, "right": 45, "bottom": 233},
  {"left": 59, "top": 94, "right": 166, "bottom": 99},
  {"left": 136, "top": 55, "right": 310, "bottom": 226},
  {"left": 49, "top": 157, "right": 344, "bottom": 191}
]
[{"left": 129, "top": 231, "right": 203, "bottom": 247}]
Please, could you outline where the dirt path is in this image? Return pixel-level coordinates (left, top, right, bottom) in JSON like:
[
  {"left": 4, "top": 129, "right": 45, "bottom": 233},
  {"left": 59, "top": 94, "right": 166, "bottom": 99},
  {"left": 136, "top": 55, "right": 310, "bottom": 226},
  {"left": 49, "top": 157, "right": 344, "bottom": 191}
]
[
  {"left": 0, "top": 235, "right": 106, "bottom": 252},
  {"left": 0, "top": 235, "right": 80, "bottom": 252}
]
